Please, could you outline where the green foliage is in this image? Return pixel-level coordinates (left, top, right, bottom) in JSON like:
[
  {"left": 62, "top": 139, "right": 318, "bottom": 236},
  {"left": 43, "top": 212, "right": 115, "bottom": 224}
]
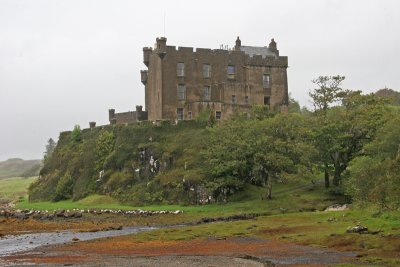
[
  {"left": 288, "top": 94, "right": 301, "bottom": 113},
  {"left": 194, "top": 108, "right": 216, "bottom": 126},
  {"left": 54, "top": 172, "right": 74, "bottom": 201},
  {"left": 70, "top": 125, "right": 82, "bottom": 144},
  {"left": 309, "top": 75, "right": 346, "bottom": 112},
  {"left": 43, "top": 138, "right": 56, "bottom": 163},
  {"left": 375, "top": 87, "right": 400, "bottom": 105},
  {"left": 27, "top": 81, "right": 400, "bottom": 210},
  {"left": 310, "top": 87, "right": 390, "bottom": 187},
  {"left": 346, "top": 115, "right": 400, "bottom": 209},
  {"left": 205, "top": 112, "right": 315, "bottom": 199},
  {"left": 95, "top": 130, "right": 115, "bottom": 171},
  {"left": 104, "top": 171, "right": 133, "bottom": 193},
  {"left": 29, "top": 121, "right": 208, "bottom": 204}
]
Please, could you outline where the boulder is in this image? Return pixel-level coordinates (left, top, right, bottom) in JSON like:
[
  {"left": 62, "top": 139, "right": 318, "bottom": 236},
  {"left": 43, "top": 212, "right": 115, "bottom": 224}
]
[
  {"left": 346, "top": 225, "right": 368, "bottom": 234},
  {"left": 325, "top": 204, "right": 350, "bottom": 211}
]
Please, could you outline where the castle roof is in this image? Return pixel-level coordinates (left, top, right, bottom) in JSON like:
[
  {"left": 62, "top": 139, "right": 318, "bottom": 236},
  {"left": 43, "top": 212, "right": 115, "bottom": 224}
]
[{"left": 240, "top": 46, "right": 277, "bottom": 58}]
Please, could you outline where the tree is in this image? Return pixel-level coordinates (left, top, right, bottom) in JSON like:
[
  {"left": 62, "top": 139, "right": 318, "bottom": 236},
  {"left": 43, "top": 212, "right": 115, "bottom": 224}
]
[
  {"left": 70, "top": 125, "right": 82, "bottom": 144},
  {"left": 252, "top": 114, "right": 314, "bottom": 198},
  {"left": 288, "top": 94, "right": 301, "bottom": 113},
  {"left": 346, "top": 114, "right": 400, "bottom": 209},
  {"left": 309, "top": 75, "right": 346, "bottom": 187},
  {"left": 43, "top": 138, "right": 56, "bottom": 162},
  {"left": 205, "top": 113, "right": 314, "bottom": 200},
  {"left": 309, "top": 75, "right": 346, "bottom": 113},
  {"left": 311, "top": 90, "right": 390, "bottom": 187}
]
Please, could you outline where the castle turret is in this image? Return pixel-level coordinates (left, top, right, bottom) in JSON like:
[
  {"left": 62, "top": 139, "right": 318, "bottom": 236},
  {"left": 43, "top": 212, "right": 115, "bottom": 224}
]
[
  {"left": 235, "top": 36, "right": 241, "bottom": 51},
  {"left": 268, "top": 38, "right": 279, "bottom": 55},
  {"left": 140, "top": 70, "right": 148, "bottom": 85},
  {"left": 143, "top": 47, "right": 152, "bottom": 67},
  {"left": 89, "top": 121, "right": 96, "bottom": 129},
  {"left": 109, "top": 109, "right": 116, "bottom": 125},
  {"left": 156, "top": 37, "right": 167, "bottom": 59}
]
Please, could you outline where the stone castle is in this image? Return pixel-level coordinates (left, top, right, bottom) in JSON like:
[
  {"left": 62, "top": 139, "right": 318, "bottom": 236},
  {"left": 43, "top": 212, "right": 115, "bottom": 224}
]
[{"left": 108, "top": 36, "right": 288, "bottom": 124}]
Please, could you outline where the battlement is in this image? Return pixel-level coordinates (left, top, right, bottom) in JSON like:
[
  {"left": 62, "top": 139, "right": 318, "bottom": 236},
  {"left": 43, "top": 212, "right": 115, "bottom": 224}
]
[
  {"left": 108, "top": 107, "right": 148, "bottom": 125},
  {"left": 147, "top": 38, "right": 286, "bottom": 68},
  {"left": 245, "top": 55, "right": 288, "bottom": 67}
]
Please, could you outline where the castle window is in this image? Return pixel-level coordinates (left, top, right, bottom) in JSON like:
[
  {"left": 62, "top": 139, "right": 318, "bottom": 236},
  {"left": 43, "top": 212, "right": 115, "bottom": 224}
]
[
  {"left": 177, "top": 62, "right": 185, "bottom": 77},
  {"left": 232, "top": 95, "right": 237, "bottom": 104},
  {"left": 264, "top": 96, "right": 270, "bottom": 105},
  {"left": 188, "top": 111, "right": 192, "bottom": 120},
  {"left": 203, "top": 86, "right": 211, "bottom": 101},
  {"left": 177, "top": 108, "right": 184, "bottom": 121},
  {"left": 263, "top": 74, "right": 271, "bottom": 88},
  {"left": 215, "top": 111, "right": 221, "bottom": 120},
  {"left": 245, "top": 95, "right": 250, "bottom": 105},
  {"left": 177, "top": 85, "right": 186, "bottom": 100},
  {"left": 227, "top": 65, "right": 235, "bottom": 79},
  {"left": 203, "top": 64, "right": 211, "bottom": 78}
]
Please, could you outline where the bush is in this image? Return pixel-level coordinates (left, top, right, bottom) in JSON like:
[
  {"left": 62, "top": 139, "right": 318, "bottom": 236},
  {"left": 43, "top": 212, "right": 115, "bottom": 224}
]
[{"left": 54, "top": 173, "right": 74, "bottom": 201}]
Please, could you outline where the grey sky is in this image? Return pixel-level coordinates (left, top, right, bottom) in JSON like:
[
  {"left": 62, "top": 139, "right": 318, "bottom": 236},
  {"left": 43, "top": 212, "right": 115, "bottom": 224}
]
[{"left": 0, "top": 0, "right": 399, "bottom": 161}]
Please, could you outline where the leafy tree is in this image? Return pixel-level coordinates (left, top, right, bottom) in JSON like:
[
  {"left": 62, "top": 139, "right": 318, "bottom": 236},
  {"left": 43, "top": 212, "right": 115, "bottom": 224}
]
[
  {"left": 311, "top": 90, "right": 390, "bottom": 187},
  {"left": 346, "top": 115, "right": 400, "bottom": 209},
  {"left": 288, "top": 94, "right": 301, "bottom": 113},
  {"left": 70, "top": 125, "right": 82, "bottom": 144},
  {"left": 309, "top": 75, "right": 346, "bottom": 113},
  {"left": 54, "top": 172, "right": 74, "bottom": 201},
  {"left": 43, "top": 138, "right": 56, "bottom": 163},
  {"left": 374, "top": 87, "right": 400, "bottom": 105},
  {"left": 205, "top": 113, "right": 314, "bottom": 199},
  {"left": 309, "top": 75, "right": 346, "bottom": 187},
  {"left": 252, "top": 114, "right": 315, "bottom": 198}
]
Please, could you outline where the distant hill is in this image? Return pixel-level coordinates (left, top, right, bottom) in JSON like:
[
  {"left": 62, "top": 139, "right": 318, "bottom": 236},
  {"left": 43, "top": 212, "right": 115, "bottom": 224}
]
[
  {"left": 375, "top": 88, "right": 400, "bottom": 105},
  {"left": 0, "top": 158, "right": 42, "bottom": 179}
]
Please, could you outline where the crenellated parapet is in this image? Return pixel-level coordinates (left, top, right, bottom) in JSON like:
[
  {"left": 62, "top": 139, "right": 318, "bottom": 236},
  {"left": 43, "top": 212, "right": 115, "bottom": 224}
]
[{"left": 245, "top": 55, "right": 288, "bottom": 68}]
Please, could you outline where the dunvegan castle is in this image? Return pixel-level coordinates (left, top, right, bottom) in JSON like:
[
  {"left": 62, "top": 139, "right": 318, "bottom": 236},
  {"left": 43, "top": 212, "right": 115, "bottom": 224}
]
[{"left": 107, "top": 36, "right": 288, "bottom": 125}]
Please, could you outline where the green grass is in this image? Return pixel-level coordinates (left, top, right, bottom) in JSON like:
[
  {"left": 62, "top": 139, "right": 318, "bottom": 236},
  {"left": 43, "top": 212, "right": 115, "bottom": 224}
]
[
  {"left": 0, "top": 176, "right": 37, "bottom": 201},
  {"left": 16, "top": 180, "right": 338, "bottom": 216}
]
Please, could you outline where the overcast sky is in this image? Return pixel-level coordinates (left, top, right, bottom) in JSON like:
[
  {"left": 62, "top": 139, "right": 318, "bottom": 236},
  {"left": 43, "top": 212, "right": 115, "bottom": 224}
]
[{"left": 0, "top": 0, "right": 399, "bottom": 161}]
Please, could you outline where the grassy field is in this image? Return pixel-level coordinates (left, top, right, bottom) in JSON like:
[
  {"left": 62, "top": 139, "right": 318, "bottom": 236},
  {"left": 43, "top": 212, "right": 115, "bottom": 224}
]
[{"left": 0, "top": 176, "right": 37, "bottom": 202}]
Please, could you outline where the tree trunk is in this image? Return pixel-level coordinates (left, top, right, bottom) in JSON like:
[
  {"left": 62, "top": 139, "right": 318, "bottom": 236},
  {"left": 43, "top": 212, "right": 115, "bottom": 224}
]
[
  {"left": 266, "top": 174, "right": 272, "bottom": 199},
  {"left": 332, "top": 152, "right": 341, "bottom": 186},
  {"left": 333, "top": 163, "right": 341, "bottom": 186},
  {"left": 324, "top": 163, "right": 330, "bottom": 188}
]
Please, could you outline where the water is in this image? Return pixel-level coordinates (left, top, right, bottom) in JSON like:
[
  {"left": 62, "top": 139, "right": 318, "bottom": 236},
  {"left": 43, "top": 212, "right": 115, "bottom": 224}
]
[{"left": 0, "top": 226, "right": 156, "bottom": 257}]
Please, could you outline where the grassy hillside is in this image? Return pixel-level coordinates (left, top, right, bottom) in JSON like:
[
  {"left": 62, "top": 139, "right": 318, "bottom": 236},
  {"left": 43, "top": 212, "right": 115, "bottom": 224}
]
[
  {"left": 29, "top": 121, "right": 209, "bottom": 204},
  {"left": 0, "top": 158, "right": 41, "bottom": 179},
  {"left": 0, "top": 176, "right": 37, "bottom": 203}
]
